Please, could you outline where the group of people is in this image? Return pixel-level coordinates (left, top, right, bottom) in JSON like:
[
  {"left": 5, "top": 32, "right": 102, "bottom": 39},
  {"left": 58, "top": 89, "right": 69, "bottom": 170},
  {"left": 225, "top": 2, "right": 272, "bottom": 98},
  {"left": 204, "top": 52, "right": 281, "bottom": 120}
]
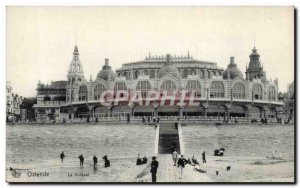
[
  {"left": 142, "top": 116, "right": 160, "bottom": 124},
  {"left": 171, "top": 151, "right": 207, "bottom": 179},
  {"left": 60, "top": 152, "right": 110, "bottom": 168},
  {"left": 136, "top": 154, "right": 148, "bottom": 165}
]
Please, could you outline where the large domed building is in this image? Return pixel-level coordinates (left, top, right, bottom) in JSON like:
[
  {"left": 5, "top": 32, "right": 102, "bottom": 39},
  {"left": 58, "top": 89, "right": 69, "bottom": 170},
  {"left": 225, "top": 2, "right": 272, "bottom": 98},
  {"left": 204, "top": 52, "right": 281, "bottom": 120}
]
[
  {"left": 34, "top": 45, "right": 283, "bottom": 123},
  {"left": 222, "top": 57, "right": 243, "bottom": 79},
  {"left": 96, "top": 59, "right": 117, "bottom": 81}
]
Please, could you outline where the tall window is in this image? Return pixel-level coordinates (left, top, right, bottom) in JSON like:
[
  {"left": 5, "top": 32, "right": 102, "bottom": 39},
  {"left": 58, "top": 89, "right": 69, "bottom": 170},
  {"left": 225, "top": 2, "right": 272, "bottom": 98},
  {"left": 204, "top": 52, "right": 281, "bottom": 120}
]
[
  {"left": 253, "top": 84, "right": 263, "bottom": 100},
  {"left": 78, "top": 85, "right": 88, "bottom": 101},
  {"left": 71, "top": 90, "right": 74, "bottom": 101},
  {"left": 136, "top": 81, "right": 151, "bottom": 97},
  {"left": 150, "top": 70, "right": 155, "bottom": 79},
  {"left": 143, "top": 70, "right": 149, "bottom": 75},
  {"left": 124, "top": 72, "right": 128, "bottom": 79},
  {"left": 134, "top": 71, "right": 139, "bottom": 79},
  {"left": 182, "top": 70, "right": 189, "bottom": 78},
  {"left": 269, "top": 86, "right": 276, "bottom": 101},
  {"left": 207, "top": 71, "right": 211, "bottom": 78},
  {"left": 210, "top": 81, "right": 225, "bottom": 98},
  {"left": 233, "top": 82, "right": 246, "bottom": 99},
  {"left": 190, "top": 69, "right": 196, "bottom": 75},
  {"left": 114, "top": 82, "right": 127, "bottom": 92},
  {"left": 199, "top": 70, "right": 204, "bottom": 79},
  {"left": 186, "top": 80, "right": 201, "bottom": 97},
  {"left": 94, "top": 84, "right": 106, "bottom": 100},
  {"left": 160, "top": 80, "right": 176, "bottom": 91}
]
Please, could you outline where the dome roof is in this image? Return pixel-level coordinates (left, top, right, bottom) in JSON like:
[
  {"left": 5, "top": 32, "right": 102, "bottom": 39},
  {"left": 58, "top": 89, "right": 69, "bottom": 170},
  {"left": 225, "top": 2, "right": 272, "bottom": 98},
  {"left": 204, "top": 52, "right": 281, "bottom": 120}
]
[
  {"left": 222, "top": 57, "right": 243, "bottom": 79},
  {"left": 96, "top": 59, "right": 117, "bottom": 81},
  {"left": 158, "top": 54, "right": 180, "bottom": 79}
]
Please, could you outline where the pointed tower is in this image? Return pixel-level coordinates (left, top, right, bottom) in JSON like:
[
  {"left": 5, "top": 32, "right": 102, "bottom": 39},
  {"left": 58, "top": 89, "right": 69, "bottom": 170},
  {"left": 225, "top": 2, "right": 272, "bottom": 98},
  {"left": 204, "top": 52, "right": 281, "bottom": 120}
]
[
  {"left": 66, "top": 45, "right": 85, "bottom": 103},
  {"left": 245, "top": 47, "right": 266, "bottom": 80},
  {"left": 67, "top": 45, "right": 85, "bottom": 86}
]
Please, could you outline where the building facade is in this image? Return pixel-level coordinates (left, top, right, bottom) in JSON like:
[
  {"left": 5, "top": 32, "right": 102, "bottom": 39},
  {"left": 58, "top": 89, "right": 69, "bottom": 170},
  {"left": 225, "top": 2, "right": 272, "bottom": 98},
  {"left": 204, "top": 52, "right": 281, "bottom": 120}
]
[
  {"left": 33, "top": 81, "right": 67, "bottom": 123},
  {"left": 6, "top": 81, "right": 23, "bottom": 122},
  {"left": 34, "top": 45, "right": 284, "bottom": 123},
  {"left": 282, "top": 81, "right": 295, "bottom": 123}
]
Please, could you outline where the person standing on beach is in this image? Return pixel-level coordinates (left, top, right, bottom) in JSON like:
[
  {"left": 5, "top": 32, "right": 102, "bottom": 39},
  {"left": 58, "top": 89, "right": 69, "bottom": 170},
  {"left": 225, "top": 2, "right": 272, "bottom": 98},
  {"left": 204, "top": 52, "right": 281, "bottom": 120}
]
[
  {"left": 202, "top": 151, "right": 206, "bottom": 163},
  {"left": 93, "top": 155, "right": 98, "bottom": 168},
  {"left": 172, "top": 150, "right": 178, "bottom": 166},
  {"left": 60, "top": 151, "right": 65, "bottom": 163},
  {"left": 177, "top": 155, "right": 187, "bottom": 179},
  {"left": 150, "top": 156, "right": 159, "bottom": 182},
  {"left": 78, "top": 154, "right": 84, "bottom": 167}
]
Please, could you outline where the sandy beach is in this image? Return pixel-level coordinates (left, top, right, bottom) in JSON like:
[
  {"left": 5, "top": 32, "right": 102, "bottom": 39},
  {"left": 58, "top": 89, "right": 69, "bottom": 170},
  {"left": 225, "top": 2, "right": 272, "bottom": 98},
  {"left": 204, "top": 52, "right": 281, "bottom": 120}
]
[{"left": 6, "top": 123, "right": 294, "bottom": 182}]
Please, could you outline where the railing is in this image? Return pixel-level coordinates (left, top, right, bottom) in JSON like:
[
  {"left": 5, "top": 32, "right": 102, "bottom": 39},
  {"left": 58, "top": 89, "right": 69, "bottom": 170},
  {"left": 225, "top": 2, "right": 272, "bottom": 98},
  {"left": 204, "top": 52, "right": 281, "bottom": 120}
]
[{"left": 35, "top": 101, "right": 66, "bottom": 106}]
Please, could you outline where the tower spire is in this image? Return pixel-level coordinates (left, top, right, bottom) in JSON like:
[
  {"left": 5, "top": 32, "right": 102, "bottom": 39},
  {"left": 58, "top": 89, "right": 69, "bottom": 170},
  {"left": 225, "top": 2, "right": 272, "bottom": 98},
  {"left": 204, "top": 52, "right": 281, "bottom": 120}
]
[{"left": 73, "top": 45, "right": 79, "bottom": 55}]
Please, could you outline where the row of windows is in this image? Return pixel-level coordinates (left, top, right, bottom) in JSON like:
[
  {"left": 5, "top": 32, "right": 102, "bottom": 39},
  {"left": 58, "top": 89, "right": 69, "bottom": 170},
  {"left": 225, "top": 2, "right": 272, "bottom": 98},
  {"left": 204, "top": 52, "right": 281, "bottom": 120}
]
[
  {"left": 74, "top": 81, "right": 276, "bottom": 101},
  {"left": 118, "top": 69, "right": 222, "bottom": 79}
]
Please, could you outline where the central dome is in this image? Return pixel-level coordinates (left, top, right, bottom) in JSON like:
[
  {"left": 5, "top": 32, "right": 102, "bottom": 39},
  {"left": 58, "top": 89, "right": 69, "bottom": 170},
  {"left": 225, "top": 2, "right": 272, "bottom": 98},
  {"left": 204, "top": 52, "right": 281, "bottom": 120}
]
[
  {"left": 222, "top": 57, "right": 243, "bottom": 79},
  {"left": 97, "top": 59, "right": 117, "bottom": 81},
  {"left": 158, "top": 54, "right": 180, "bottom": 79}
]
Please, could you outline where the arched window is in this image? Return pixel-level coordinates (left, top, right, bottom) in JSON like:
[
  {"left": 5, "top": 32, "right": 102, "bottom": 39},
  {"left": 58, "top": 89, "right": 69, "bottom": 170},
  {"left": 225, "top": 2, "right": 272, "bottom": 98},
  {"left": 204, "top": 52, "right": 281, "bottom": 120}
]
[
  {"left": 124, "top": 72, "right": 128, "bottom": 79},
  {"left": 78, "top": 85, "right": 88, "bottom": 101},
  {"left": 253, "top": 84, "right": 263, "bottom": 100},
  {"left": 233, "top": 82, "right": 246, "bottom": 99},
  {"left": 114, "top": 81, "right": 127, "bottom": 92},
  {"left": 134, "top": 71, "right": 139, "bottom": 79},
  {"left": 212, "top": 71, "right": 216, "bottom": 76},
  {"left": 182, "top": 69, "right": 189, "bottom": 78},
  {"left": 118, "top": 72, "right": 122, "bottom": 77},
  {"left": 186, "top": 80, "right": 201, "bottom": 97},
  {"left": 269, "top": 86, "right": 276, "bottom": 101},
  {"left": 160, "top": 80, "right": 176, "bottom": 91},
  {"left": 210, "top": 81, "right": 225, "bottom": 98},
  {"left": 199, "top": 70, "right": 204, "bottom": 79},
  {"left": 136, "top": 81, "right": 151, "bottom": 97},
  {"left": 150, "top": 70, "right": 155, "bottom": 79},
  {"left": 44, "top": 96, "right": 51, "bottom": 101},
  {"left": 94, "top": 83, "right": 106, "bottom": 100},
  {"left": 190, "top": 69, "right": 196, "bottom": 75},
  {"left": 144, "top": 70, "right": 149, "bottom": 75}
]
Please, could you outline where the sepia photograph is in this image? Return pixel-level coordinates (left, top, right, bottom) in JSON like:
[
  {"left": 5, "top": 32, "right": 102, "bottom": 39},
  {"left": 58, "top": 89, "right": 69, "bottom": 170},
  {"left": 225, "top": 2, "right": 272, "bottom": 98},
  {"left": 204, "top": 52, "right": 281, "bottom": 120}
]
[{"left": 5, "top": 6, "right": 295, "bottom": 183}]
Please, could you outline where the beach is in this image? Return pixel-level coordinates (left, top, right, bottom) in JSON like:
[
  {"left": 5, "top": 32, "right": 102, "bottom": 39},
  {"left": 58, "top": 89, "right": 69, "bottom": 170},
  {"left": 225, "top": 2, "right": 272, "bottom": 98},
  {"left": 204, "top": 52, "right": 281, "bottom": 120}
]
[{"left": 6, "top": 123, "right": 294, "bottom": 182}]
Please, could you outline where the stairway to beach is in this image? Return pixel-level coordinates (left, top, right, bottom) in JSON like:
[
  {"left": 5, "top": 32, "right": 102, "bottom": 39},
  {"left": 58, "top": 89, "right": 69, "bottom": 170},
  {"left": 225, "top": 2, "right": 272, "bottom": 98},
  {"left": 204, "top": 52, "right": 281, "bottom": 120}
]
[{"left": 159, "top": 122, "right": 181, "bottom": 154}]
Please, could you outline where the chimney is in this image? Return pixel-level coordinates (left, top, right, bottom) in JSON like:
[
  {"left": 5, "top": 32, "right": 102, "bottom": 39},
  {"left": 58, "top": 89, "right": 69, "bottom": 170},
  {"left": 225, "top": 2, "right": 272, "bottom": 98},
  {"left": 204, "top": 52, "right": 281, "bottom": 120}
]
[
  {"left": 105, "top": 58, "right": 109, "bottom": 66},
  {"left": 230, "top": 57, "right": 235, "bottom": 65}
]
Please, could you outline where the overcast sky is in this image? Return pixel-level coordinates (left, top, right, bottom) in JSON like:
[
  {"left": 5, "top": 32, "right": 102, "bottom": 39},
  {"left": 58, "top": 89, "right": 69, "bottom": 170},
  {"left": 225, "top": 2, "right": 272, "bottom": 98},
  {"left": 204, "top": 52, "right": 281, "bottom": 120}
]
[{"left": 7, "top": 7, "right": 294, "bottom": 97}]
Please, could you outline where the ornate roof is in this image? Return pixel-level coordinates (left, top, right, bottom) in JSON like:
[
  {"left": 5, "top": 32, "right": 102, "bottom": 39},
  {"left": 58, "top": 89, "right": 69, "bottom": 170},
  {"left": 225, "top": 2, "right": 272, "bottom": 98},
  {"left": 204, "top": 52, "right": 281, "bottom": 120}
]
[
  {"left": 68, "top": 45, "right": 84, "bottom": 75},
  {"left": 222, "top": 57, "right": 243, "bottom": 79},
  {"left": 249, "top": 47, "right": 260, "bottom": 57},
  {"left": 158, "top": 54, "right": 180, "bottom": 79},
  {"left": 96, "top": 59, "right": 117, "bottom": 81}
]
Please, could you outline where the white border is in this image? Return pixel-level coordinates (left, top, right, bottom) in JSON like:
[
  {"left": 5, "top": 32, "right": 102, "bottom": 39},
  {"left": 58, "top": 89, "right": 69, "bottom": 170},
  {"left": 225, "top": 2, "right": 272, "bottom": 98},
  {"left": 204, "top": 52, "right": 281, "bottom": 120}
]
[{"left": 1, "top": 1, "right": 298, "bottom": 188}]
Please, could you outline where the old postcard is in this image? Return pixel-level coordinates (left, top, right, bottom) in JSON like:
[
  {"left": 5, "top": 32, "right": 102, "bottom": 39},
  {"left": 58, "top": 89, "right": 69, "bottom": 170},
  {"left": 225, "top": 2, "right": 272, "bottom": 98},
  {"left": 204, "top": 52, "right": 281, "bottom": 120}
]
[{"left": 6, "top": 7, "right": 295, "bottom": 183}]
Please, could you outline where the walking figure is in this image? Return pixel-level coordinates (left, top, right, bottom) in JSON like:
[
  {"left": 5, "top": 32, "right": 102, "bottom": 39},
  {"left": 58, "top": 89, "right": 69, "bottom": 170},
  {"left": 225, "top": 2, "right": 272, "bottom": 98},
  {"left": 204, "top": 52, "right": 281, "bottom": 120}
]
[
  {"left": 60, "top": 151, "right": 65, "bottom": 163},
  {"left": 150, "top": 156, "right": 159, "bottom": 182},
  {"left": 172, "top": 150, "right": 178, "bottom": 166},
  {"left": 93, "top": 155, "right": 98, "bottom": 168},
  {"left": 78, "top": 154, "right": 84, "bottom": 167},
  {"left": 177, "top": 155, "right": 187, "bottom": 179},
  {"left": 202, "top": 151, "right": 206, "bottom": 163}
]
